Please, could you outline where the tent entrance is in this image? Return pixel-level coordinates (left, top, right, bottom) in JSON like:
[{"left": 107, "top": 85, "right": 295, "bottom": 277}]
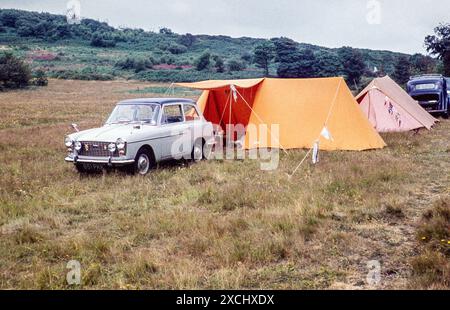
[{"left": 203, "top": 85, "right": 259, "bottom": 142}]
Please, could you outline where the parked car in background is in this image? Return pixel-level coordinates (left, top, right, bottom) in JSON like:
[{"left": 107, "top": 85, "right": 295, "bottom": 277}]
[
  {"left": 407, "top": 74, "right": 449, "bottom": 118},
  {"left": 64, "top": 98, "right": 215, "bottom": 175}
]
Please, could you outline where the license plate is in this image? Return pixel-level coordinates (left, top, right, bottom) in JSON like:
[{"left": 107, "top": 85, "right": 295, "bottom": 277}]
[{"left": 415, "top": 84, "right": 436, "bottom": 90}]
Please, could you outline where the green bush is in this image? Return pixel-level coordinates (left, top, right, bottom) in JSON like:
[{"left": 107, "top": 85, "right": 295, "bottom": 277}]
[
  {"left": 0, "top": 52, "right": 31, "bottom": 90},
  {"left": 115, "top": 57, "right": 153, "bottom": 73},
  {"left": 50, "top": 67, "right": 114, "bottom": 81},
  {"left": 31, "top": 69, "right": 48, "bottom": 86},
  {"left": 227, "top": 59, "right": 246, "bottom": 72},
  {"left": 178, "top": 33, "right": 196, "bottom": 47},
  {"left": 90, "top": 32, "right": 116, "bottom": 48},
  {"left": 168, "top": 43, "right": 187, "bottom": 55},
  {"left": 195, "top": 52, "right": 211, "bottom": 71}
]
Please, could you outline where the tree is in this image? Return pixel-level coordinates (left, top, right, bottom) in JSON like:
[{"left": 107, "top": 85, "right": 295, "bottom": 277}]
[
  {"left": 338, "top": 47, "right": 366, "bottom": 86},
  {"left": 241, "top": 52, "right": 253, "bottom": 64},
  {"left": 227, "top": 59, "right": 245, "bottom": 72},
  {"left": 253, "top": 41, "right": 274, "bottom": 76},
  {"left": 212, "top": 55, "right": 225, "bottom": 73},
  {"left": 159, "top": 27, "right": 173, "bottom": 35},
  {"left": 410, "top": 53, "right": 436, "bottom": 75},
  {"left": 178, "top": 33, "right": 196, "bottom": 47},
  {"left": 315, "top": 50, "right": 343, "bottom": 77},
  {"left": 392, "top": 56, "right": 411, "bottom": 85},
  {"left": 0, "top": 52, "right": 31, "bottom": 90},
  {"left": 195, "top": 52, "right": 211, "bottom": 71},
  {"left": 272, "top": 37, "right": 318, "bottom": 78},
  {"left": 425, "top": 23, "right": 450, "bottom": 76}
]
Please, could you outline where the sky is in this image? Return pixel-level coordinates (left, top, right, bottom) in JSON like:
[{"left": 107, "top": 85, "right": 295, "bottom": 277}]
[{"left": 0, "top": 0, "right": 449, "bottom": 54}]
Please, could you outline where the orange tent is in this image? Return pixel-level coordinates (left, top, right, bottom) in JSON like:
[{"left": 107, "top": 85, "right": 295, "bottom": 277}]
[
  {"left": 177, "top": 77, "right": 386, "bottom": 151},
  {"left": 356, "top": 76, "right": 438, "bottom": 132}
]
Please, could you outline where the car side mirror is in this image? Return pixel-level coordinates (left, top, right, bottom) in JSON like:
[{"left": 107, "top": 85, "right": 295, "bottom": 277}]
[
  {"left": 150, "top": 120, "right": 157, "bottom": 126},
  {"left": 71, "top": 123, "right": 80, "bottom": 132}
]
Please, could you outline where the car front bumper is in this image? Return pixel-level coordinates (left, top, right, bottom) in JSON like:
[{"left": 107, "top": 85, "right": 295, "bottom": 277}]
[{"left": 65, "top": 155, "right": 135, "bottom": 166}]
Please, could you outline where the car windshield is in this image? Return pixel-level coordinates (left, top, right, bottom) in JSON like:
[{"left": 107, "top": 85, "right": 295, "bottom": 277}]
[{"left": 106, "top": 104, "right": 160, "bottom": 125}]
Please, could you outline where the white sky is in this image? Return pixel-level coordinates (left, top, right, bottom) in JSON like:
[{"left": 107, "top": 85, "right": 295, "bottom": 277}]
[{"left": 0, "top": 0, "right": 449, "bottom": 54}]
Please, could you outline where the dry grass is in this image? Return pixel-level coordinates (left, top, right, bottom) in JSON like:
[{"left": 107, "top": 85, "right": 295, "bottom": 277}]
[{"left": 0, "top": 79, "right": 449, "bottom": 289}]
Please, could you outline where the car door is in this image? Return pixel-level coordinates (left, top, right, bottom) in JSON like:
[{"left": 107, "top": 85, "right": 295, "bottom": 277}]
[
  {"left": 183, "top": 104, "right": 203, "bottom": 157},
  {"left": 159, "top": 104, "right": 187, "bottom": 159}
]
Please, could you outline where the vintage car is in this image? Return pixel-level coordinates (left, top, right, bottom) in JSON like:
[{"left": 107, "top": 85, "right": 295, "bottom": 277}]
[{"left": 64, "top": 98, "right": 215, "bottom": 175}]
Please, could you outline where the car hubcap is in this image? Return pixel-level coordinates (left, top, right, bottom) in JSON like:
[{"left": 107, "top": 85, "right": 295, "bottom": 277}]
[
  {"left": 137, "top": 154, "right": 150, "bottom": 175},
  {"left": 194, "top": 144, "right": 203, "bottom": 161}
]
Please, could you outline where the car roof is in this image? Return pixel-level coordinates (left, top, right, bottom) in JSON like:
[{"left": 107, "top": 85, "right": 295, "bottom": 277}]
[
  {"left": 118, "top": 98, "right": 195, "bottom": 106},
  {"left": 410, "top": 76, "right": 443, "bottom": 82}
]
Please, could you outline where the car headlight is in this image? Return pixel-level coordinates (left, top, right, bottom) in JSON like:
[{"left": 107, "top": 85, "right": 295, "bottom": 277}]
[
  {"left": 116, "top": 138, "right": 126, "bottom": 150},
  {"left": 108, "top": 143, "right": 117, "bottom": 153},
  {"left": 74, "top": 141, "right": 82, "bottom": 151},
  {"left": 65, "top": 136, "right": 73, "bottom": 147}
]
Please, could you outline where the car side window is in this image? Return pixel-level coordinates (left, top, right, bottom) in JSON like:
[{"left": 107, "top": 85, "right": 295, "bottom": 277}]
[
  {"left": 183, "top": 105, "right": 201, "bottom": 122},
  {"left": 162, "top": 105, "right": 184, "bottom": 124}
]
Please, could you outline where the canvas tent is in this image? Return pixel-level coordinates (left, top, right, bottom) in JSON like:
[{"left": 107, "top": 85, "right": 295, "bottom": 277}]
[
  {"left": 177, "top": 77, "right": 386, "bottom": 151},
  {"left": 355, "top": 76, "right": 438, "bottom": 132}
]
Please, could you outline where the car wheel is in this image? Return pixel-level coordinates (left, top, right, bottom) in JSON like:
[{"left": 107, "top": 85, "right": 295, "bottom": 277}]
[
  {"left": 133, "top": 149, "right": 154, "bottom": 175},
  {"left": 191, "top": 139, "right": 204, "bottom": 162}
]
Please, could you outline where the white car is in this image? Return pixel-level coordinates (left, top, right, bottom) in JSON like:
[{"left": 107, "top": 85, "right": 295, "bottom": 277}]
[{"left": 64, "top": 98, "right": 215, "bottom": 175}]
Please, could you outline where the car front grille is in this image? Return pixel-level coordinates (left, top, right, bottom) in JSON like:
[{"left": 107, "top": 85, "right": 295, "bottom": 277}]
[{"left": 78, "top": 142, "right": 121, "bottom": 158}]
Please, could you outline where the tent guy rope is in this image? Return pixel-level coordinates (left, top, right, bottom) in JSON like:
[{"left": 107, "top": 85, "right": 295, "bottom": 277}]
[
  {"left": 233, "top": 86, "right": 289, "bottom": 155},
  {"left": 289, "top": 79, "right": 342, "bottom": 178}
]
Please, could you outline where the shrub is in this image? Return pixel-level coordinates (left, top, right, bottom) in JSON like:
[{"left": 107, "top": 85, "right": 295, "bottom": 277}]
[
  {"left": 168, "top": 43, "right": 187, "bottom": 55},
  {"left": 0, "top": 52, "right": 31, "bottom": 89},
  {"left": 178, "top": 33, "right": 196, "bottom": 47},
  {"left": 31, "top": 69, "right": 48, "bottom": 86},
  {"left": 241, "top": 52, "right": 253, "bottom": 63},
  {"left": 213, "top": 55, "right": 225, "bottom": 73},
  {"left": 227, "top": 59, "right": 245, "bottom": 72},
  {"left": 50, "top": 68, "right": 114, "bottom": 81},
  {"left": 195, "top": 52, "right": 211, "bottom": 71},
  {"left": 411, "top": 198, "right": 450, "bottom": 289},
  {"left": 115, "top": 57, "right": 153, "bottom": 73},
  {"left": 90, "top": 32, "right": 116, "bottom": 48}
]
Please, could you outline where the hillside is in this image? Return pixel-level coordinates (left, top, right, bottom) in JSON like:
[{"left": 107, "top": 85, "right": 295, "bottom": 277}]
[{"left": 0, "top": 9, "right": 439, "bottom": 85}]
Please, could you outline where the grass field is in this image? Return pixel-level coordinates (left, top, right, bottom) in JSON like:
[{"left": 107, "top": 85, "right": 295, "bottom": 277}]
[{"left": 0, "top": 79, "right": 448, "bottom": 289}]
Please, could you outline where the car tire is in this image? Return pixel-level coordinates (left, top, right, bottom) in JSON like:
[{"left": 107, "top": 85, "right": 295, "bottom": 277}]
[
  {"left": 132, "top": 148, "right": 155, "bottom": 175},
  {"left": 191, "top": 139, "right": 205, "bottom": 163}
]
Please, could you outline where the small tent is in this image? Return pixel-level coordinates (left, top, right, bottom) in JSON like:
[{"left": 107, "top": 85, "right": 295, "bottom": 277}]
[
  {"left": 355, "top": 76, "right": 438, "bottom": 132},
  {"left": 177, "top": 77, "right": 386, "bottom": 151}
]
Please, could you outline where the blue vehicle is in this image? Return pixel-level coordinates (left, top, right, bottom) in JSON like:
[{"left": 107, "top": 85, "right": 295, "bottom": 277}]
[{"left": 407, "top": 74, "right": 449, "bottom": 118}]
